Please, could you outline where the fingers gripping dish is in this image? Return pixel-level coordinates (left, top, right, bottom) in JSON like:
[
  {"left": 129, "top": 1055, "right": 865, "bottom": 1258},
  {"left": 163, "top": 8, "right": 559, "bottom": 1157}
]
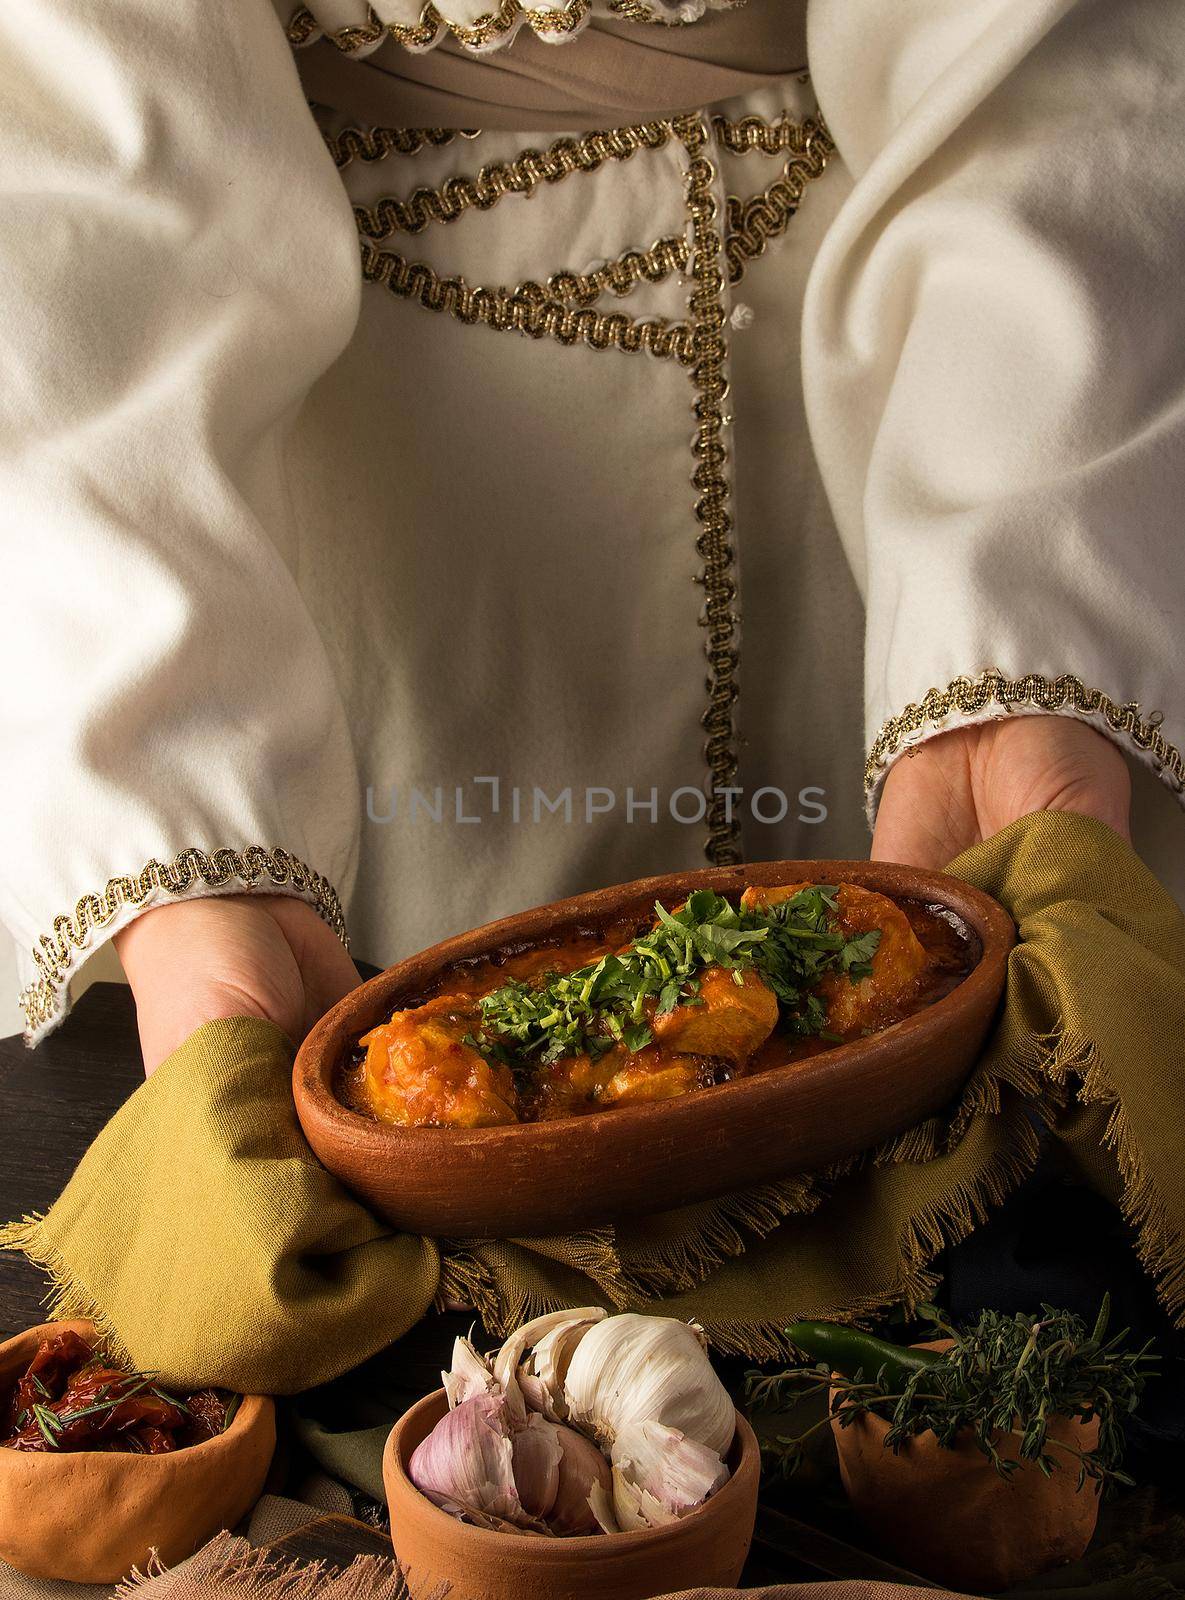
[{"left": 341, "top": 884, "right": 971, "bottom": 1130}]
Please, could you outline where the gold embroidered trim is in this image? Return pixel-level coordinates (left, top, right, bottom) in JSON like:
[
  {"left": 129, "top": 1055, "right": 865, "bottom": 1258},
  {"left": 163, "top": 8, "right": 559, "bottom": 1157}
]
[
  {"left": 360, "top": 238, "right": 694, "bottom": 358},
  {"left": 608, "top": 0, "right": 748, "bottom": 18},
  {"left": 353, "top": 122, "right": 676, "bottom": 238},
  {"left": 288, "top": 2, "right": 591, "bottom": 55},
  {"left": 349, "top": 110, "right": 832, "bottom": 865},
  {"left": 323, "top": 126, "right": 481, "bottom": 170},
  {"left": 19, "top": 846, "right": 350, "bottom": 1036},
  {"left": 546, "top": 235, "right": 689, "bottom": 305},
  {"left": 288, "top": 0, "right": 738, "bottom": 52},
  {"left": 712, "top": 112, "right": 819, "bottom": 157},
  {"left": 673, "top": 113, "right": 741, "bottom": 867},
  {"left": 724, "top": 118, "right": 834, "bottom": 286},
  {"left": 865, "top": 670, "right": 1185, "bottom": 795}
]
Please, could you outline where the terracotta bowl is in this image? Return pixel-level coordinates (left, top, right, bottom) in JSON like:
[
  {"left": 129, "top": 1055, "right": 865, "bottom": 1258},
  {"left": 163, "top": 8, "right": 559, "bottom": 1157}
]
[
  {"left": 294, "top": 859, "right": 1014, "bottom": 1237},
  {"left": 384, "top": 1389, "right": 759, "bottom": 1600},
  {"left": 832, "top": 1341, "right": 1101, "bottom": 1590},
  {"left": 0, "top": 1321, "right": 276, "bottom": 1583}
]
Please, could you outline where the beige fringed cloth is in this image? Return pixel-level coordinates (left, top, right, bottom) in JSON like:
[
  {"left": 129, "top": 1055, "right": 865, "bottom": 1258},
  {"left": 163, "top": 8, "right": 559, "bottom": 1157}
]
[
  {"left": 114, "top": 1540, "right": 977, "bottom": 1600},
  {"left": 120, "top": 1557, "right": 969, "bottom": 1600},
  {"left": 119, "top": 1552, "right": 972, "bottom": 1600},
  {"left": 295, "top": 4, "right": 810, "bottom": 130}
]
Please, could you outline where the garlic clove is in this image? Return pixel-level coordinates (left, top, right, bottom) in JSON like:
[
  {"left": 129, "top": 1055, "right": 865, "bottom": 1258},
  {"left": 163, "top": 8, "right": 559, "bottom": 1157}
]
[
  {"left": 610, "top": 1418, "right": 729, "bottom": 1527},
  {"left": 409, "top": 1392, "right": 523, "bottom": 1524},
  {"left": 443, "top": 1334, "right": 500, "bottom": 1409},
  {"left": 435, "top": 1501, "right": 555, "bottom": 1537},
  {"left": 510, "top": 1413, "right": 563, "bottom": 1521},
  {"left": 588, "top": 1476, "right": 620, "bottom": 1536},
  {"left": 493, "top": 1307, "right": 606, "bottom": 1423},
  {"left": 612, "top": 1471, "right": 677, "bottom": 1532},
  {"left": 548, "top": 1422, "right": 612, "bottom": 1536},
  {"left": 523, "top": 1315, "right": 603, "bottom": 1422},
  {"left": 563, "top": 1314, "right": 736, "bottom": 1457},
  {"left": 517, "top": 1367, "right": 552, "bottom": 1415}
]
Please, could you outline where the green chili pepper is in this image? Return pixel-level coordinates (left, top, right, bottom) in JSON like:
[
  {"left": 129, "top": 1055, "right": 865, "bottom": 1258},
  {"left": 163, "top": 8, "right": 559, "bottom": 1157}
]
[{"left": 784, "top": 1321, "right": 947, "bottom": 1389}]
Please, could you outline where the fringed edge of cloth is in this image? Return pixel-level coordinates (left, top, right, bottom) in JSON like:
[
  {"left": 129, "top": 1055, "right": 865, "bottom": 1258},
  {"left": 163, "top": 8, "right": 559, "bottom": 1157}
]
[
  {"left": 435, "top": 1225, "right": 633, "bottom": 1332},
  {"left": 619, "top": 1173, "right": 824, "bottom": 1299},
  {"left": 434, "top": 1175, "right": 823, "bottom": 1339},
  {"left": 0, "top": 1212, "right": 137, "bottom": 1369},
  {"left": 1047, "top": 1037, "right": 1185, "bottom": 1326},
  {"left": 114, "top": 1531, "right": 434, "bottom": 1599}
]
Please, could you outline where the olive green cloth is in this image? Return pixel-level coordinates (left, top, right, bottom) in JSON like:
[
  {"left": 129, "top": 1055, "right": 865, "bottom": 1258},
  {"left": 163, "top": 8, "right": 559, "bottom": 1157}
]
[{"left": 5, "top": 812, "right": 1185, "bottom": 1390}]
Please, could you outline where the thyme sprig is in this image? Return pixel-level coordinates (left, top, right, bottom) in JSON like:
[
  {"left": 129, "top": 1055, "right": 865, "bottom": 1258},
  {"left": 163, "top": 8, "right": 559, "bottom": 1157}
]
[
  {"left": 746, "top": 1299, "right": 1156, "bottom": 1492},
  {"left": 473, "top": 888, "right": 881, "bottom": 1066}
]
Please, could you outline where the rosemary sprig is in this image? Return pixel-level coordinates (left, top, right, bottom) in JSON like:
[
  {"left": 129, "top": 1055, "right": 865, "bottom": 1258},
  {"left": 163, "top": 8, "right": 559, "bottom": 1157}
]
[
  {"left": 53, "top": 1376, "right": 156, "bottom": 1429},
  {"left": 31, "top": 1404, "right": 63, "bottom": 1449},
  {"left": 154, "top": 1387, "right": 192, "bottom": 1416},
  {"left": 746, "top": 1299, "right": 1156, "bottom": 1492},
  {"left": 474, "top": 888, "right": 880, "bottom": 1066}
]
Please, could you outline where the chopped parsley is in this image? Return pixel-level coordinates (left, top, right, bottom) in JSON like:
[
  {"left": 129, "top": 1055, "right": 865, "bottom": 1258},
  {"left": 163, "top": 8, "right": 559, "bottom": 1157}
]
[{"left": 472, "top": 888, "right": 880, "bottom": 1066}]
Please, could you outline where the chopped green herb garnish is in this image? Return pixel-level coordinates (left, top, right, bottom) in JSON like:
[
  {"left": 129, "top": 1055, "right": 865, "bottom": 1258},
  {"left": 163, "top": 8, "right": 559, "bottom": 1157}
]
[{"left": 472, "top": 888, "right": 881, "bottom": 1067}]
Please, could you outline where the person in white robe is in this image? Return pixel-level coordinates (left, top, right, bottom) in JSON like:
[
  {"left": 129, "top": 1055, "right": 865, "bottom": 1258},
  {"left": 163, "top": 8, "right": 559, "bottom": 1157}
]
[{"left": 1, "top": 0, "right": 1179, "bottom": 1071}]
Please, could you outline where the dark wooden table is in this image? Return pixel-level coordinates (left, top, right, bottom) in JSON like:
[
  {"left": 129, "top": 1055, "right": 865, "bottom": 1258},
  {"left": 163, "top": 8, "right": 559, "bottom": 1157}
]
[{"left": 0, "top": 983, "right": 144, "bottom": 1338}]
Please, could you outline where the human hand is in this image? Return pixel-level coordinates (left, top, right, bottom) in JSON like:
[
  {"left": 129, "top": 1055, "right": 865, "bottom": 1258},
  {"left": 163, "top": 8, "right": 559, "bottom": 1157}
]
[
  {"left": 114, "top": 893, "right": 360, "bottom": 1075},
  {"left": 871, "top": 714, "right": 1131, "bottom": 870}
]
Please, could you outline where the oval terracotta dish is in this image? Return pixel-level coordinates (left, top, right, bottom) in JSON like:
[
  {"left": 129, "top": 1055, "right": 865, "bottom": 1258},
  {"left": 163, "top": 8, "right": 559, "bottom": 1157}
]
[
  {"left": 384, "top": 1389, "right": 760, "bottom": 1600},
  {"left": 0, "top": 1321, "right": 276, "bottom": 1583},
  {"left": 294, "top": 859, "right": 1014, "bottom": 1237}
]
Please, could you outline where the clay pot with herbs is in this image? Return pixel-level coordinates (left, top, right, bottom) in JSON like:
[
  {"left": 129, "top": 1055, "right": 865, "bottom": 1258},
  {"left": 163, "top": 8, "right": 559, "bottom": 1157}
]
[
  {"left": 756, "top": 1303, "right": 1154, "bottom": 1594},
  {"left": 834, "top": 1397, "right": 1099, "bottom": 1591}
]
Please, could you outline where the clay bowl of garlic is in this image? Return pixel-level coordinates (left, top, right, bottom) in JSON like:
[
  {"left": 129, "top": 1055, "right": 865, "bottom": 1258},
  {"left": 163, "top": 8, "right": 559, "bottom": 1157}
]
[{"left": 383, "top": 1309, "right": 760, "bottom": 1600}]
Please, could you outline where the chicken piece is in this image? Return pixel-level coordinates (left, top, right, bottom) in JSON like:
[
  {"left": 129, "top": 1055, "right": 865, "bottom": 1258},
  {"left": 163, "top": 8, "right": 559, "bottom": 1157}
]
[
  {"left": 599, "top": 1046, "right": 704, "bottom": 1106},
  {"left": 651, "top": 966, "right": 778, "bottom": 1065},
  {"left": 358, "top": 994, "right": 519, "bottom": 1128},
  {"left": 533, "top": 1044, "right": 709, "bottom": 1119},
  {"left": 531, "top": 1050, "right": 618, "bottom": 1120},
  {"left": 741, "top": 881, "right": 928, "bottom": 1038}
]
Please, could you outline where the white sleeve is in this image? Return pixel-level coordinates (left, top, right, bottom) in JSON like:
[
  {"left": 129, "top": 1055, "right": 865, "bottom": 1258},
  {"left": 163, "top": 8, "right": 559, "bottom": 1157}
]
[
  {"left": 0, "top": 0, "right": 363, "bottom": 1042},
  {"left": 803, "top": 0, "right": 1185, "bottom": 824}
]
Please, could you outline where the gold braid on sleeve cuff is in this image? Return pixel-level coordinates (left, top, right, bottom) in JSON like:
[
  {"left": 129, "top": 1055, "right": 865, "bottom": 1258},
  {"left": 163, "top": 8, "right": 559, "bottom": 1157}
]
[
  {"left": 19, "top": 845, "right": 349, "bottom": 1042},
  {"left": 865, "top": 668, "right": 1185, "bottom": 809}
]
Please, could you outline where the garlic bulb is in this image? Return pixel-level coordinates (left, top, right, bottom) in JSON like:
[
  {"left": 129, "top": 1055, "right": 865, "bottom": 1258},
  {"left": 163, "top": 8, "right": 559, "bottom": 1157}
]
[
  {"left": 609, "top": 1419, "right": 729, "bottom": 1530},
  {"left": 563, "top": 1314, "right": 735, "bottom": 1457},
  {"left": 416, "top": 1311, "right": 735, "bottom": 1539}
]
